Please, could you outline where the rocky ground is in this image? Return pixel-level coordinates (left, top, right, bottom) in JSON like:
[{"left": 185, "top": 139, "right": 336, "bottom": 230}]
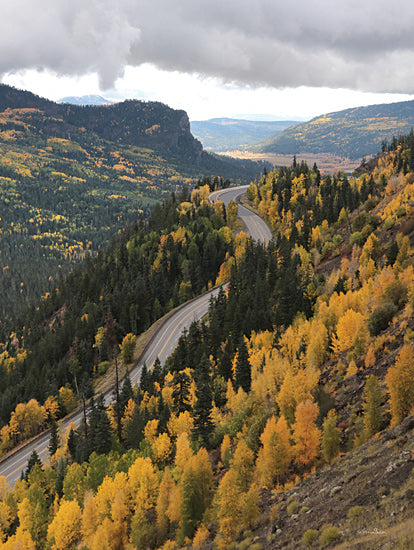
[{"left": 235, "top": 415, "right": 414, "bottom": 549}]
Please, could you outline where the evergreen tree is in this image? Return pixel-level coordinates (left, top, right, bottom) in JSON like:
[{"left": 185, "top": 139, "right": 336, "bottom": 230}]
[
  {"left": 218, "top": 339, "right": 233, "bottom": 381},
  {"left": 235, "top": 336, "right": 251, "bottom": 393},
  {"left": 140, "top": 362, "right": 149, "bottom": 394},
  {"left": 151, "top": 357, "right": 163, "bottom": 388},
  {"left": 48, "top": 420, "right": 59, "bottom": 458},
  {"left": 67, "top": 428, "right": 78, "bottom": 461},
  {"left": 25, "top": 449, "right": 42, "bottom": 480},
  {"left": 172, "top": 371, "right": 191, "bottom": 413},
  {"left": 55, "top": 458, "right": 65, "bottom": 498},
  {"left": 89, "top": 395, "right": 112, "bottom": 454},
  {"left": 191, "top": 355, "right": 213, "bottom": 446},
  {"left": 120, "top": 371, "right": 133, "bottom": 413}
]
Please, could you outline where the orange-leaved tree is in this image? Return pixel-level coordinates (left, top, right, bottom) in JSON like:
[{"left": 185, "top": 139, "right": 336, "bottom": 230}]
[{"left": 292, "top": 400, "right": 321, "bottom": 466}]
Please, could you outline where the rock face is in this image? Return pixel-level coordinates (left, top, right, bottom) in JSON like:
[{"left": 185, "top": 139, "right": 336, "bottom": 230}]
[{"left": 0, "top": 84, "right": 203, "bottom": 163}]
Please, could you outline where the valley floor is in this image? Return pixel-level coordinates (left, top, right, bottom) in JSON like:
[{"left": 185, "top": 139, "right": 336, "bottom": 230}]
[{"left": 219, "top": 151, "right": 362, "bottom": 174}]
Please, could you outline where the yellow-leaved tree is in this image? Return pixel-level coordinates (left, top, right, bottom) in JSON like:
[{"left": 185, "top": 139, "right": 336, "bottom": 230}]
[
  {"left": 386, "top": 345, "right": 414, "bottom": 427},
  {"left": 47, "top": 499, "right": 82, "bottom": 550},
  {"left": 256, "top": 415, "right": 292, "bottom": 488},
  {"left": 292, "top": 400, "right": 321, "bottom": 466},
  {"left": 331, "top": 309, "right": 368, "bottom": 354}
]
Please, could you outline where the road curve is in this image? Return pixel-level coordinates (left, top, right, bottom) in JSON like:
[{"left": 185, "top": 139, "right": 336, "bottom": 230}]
[
  {"left": 210, "top": 185, "right": 273, "bottom": 243},
  {"left": 0, "top": 186, "right": 272, "bottom": 487}
]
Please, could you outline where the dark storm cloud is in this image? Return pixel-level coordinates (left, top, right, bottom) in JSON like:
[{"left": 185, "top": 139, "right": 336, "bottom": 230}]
[{"left": 2, "top": 0, "right": 414, "bottom": 91}]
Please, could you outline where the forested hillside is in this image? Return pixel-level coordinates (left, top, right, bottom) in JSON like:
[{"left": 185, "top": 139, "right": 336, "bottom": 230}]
[
  {"left": 252, "top": 99, "right": 414, "bottom": 159},
  {"left": 0, "top": 183, "right": 236, "bottom": 432},
  {"left": 0, "top": 85, "right": 263, "bottom": 321},
  {"left": 3, "top": 132, "right": 414, "bottom": 548}
]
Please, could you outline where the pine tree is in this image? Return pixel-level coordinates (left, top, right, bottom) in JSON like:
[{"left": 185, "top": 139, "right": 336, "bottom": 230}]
[
  {"left": 105, "top": 312, "right": 121, "bottom": 441},
  {"left": 55, "top": 458, "right": 65, "bottom": 498},
  {"left": 67, "top": 428, "right": 78, "bottom": 461},
  {"left": 89, "top": 395, "right": 112, "bottom": 454},
  {"left": 172, "top": 371, "right": 191, "bottom": 413},
  {"left": 48, "top": 419, "right": 59, "bottom": 458},
  {"left": 191, "top": 355, "right": 213, "bottom": 446},
  {"left": 218, "top": 339, "right": 233, "bottom": 380},
  {"left": 25, "top": 449, "right": 42, "bottom": 480},
  {"left": 140, "top": 362, "right": 149, "bottom": 394},
  {"left": 151, "top": 357, "right": 163, "bottom": 388},
  {"left": 235, "top": 335, "right": 251, "bottom": 393},
  {"left": 119, "top": 371, "right": 133, "bottom": 414}
]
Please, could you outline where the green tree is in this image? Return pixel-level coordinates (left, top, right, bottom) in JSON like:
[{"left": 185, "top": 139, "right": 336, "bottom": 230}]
[
  {"left": 25, "top": 450, "right": 42, "bottom": 481},
  {"left": 48, "top": 420, "right": 59, "bottom": 458},
  {"left": 321, "top": 409, "right": 340, "bottom": 464},
  {"left": 88, "top": 396, "right": 112, "bottom": 455},
  {"left": 235, "top": 336, "right": 251, "bottom": 393},
  {"left": 120, "top": 333, "right": 137, "bottom": 365},
  {"left": 172, "top": 371, "right": 191, "bottom": 414},
  {"left": 363, "top": 375, "right": 383, "bottom": 438},
  {"left": 191, "top": 355, "right": 213, "bottom": 446},
  {"left": 179, "top": 449, "right": 213, "bottom": 542}
]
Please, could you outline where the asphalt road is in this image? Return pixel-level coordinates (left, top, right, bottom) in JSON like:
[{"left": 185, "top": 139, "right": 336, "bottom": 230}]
[
  {"left": 210, "top": 185, "right": 273, "bottom": 243},
  {"left": 0, "top": 186, "right": 272, "bottom": 487}
]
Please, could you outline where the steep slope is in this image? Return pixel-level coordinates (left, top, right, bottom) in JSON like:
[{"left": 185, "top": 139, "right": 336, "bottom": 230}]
[
  {"left": 252, "top": 99, "right": 414, "bottom": 159},
  {"left": 191, "top": 118, "right": 298, "bottom": 152}
]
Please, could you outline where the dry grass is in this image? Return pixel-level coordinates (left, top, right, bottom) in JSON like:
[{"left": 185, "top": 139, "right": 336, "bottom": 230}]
[
  {"left": 219, "top": 151, "right": 362, "bottom": 174},
  {"left": 332, "top": 518, "right": 414, "bottom": 549}
]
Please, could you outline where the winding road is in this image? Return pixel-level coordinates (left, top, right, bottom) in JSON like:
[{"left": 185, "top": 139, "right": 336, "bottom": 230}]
[{"left": 0, "top": 185, "right": 272, "bottom": 487}]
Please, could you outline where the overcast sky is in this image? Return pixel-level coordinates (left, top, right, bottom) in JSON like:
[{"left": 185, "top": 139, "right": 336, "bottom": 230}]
[{"left": 2, "top": 0, "right": 414, "bottom": 120}]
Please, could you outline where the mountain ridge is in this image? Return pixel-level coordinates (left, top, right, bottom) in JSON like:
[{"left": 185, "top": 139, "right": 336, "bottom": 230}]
[
  {"left": 251, "top": 99, "right": 414, "bottom": 159},
  {"left": 0, "top": 84, "right": 203, "bottom": 162},
  {"left": 191, "top": 117, "right": 298, "bottom": 152}
]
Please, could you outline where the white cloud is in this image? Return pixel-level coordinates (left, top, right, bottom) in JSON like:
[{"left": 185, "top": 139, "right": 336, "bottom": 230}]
[{"left": 2, "top": 0, "right": 414, "bottom": 92}]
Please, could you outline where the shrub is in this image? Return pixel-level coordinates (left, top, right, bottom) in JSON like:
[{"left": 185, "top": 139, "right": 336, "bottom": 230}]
[
  {"left": 98, "top": 360, "right": 111, "bottom": 375},
  {"left": 319, "top": 525, "right": 341, "bottom": 547},
  {"left": 287, "top": 501, "right": 300, "bottom": 515},
  {"left": 364, "top": 197, "right": 377, "bottom": 212},
  {"left": 368, "top": 302, "right": 398, "bottom": 335},
  {"left": 384, "top": 217, "right": 395, "bottom": 230},
  {"left": 396, "top": 206, "right": 406, "bottom": 218},
  {"left": 302, "top": 529, "right": 319, "bottom": 547},
  {"left": 353, "top": 212, "right": 369, "bottom": 232},
  {"left": 350, "top": 231, "right": 364, "bottom": 246},
  {"left": 382, "top": 280, "right": 408, "bottom": 309},
  {"left": 347, "top": 505, "right": 363, "bottom": 519}
]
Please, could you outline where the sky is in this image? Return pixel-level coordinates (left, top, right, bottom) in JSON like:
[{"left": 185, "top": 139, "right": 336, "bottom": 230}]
[{"left": 2, "top": 0, "right": 414, "bottom": 121}]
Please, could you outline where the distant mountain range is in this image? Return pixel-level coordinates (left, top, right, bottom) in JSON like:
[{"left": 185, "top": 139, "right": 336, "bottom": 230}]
[
  {"left": 191, "top": 118, "right": 298, "bottom": 151},
  {"left": 251, "top": 100, "right": 414, "bottom": 159},
  {"left": 58, "top": 94, "right": 115, "bottom": 106}
]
